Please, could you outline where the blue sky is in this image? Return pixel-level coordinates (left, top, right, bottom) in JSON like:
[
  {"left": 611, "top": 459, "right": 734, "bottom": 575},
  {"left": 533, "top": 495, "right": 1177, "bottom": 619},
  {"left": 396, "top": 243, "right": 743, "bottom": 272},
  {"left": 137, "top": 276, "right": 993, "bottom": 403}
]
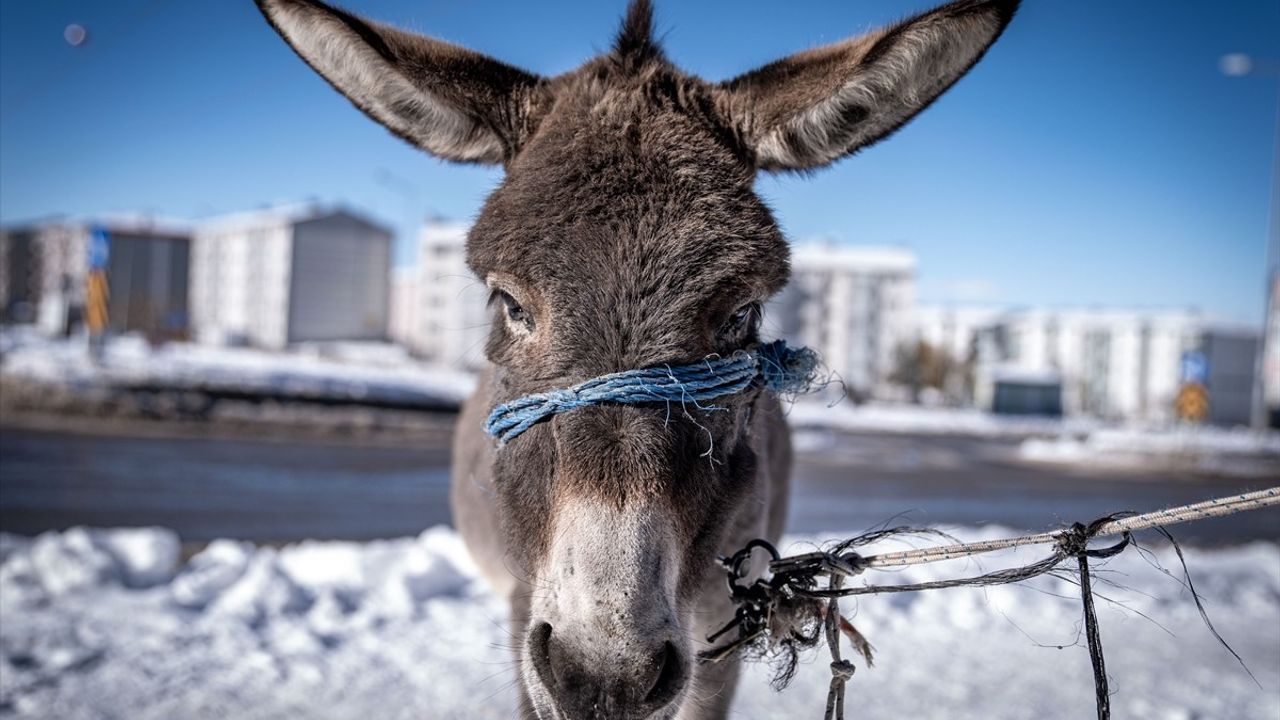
[{"left": 1, "top": 0, "right": 1277, "bottom": 324}]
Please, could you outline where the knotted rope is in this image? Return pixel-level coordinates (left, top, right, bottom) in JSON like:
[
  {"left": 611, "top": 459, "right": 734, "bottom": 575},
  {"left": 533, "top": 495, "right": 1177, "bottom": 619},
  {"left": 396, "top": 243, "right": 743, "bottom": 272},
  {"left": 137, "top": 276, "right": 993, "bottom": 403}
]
[
  {"left": 703, "top": 486, "right": 1280, "bottom": 720},
  {"left": 484, "top": 340, "right": 819, "bottom": 443}
]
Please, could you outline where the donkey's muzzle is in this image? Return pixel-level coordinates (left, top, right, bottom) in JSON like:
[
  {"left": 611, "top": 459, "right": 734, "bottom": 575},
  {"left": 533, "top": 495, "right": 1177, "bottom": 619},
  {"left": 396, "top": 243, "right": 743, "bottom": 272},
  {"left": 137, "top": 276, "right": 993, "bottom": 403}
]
[{"left": 529, "top": 622, "right": 687, "bottom": 720}]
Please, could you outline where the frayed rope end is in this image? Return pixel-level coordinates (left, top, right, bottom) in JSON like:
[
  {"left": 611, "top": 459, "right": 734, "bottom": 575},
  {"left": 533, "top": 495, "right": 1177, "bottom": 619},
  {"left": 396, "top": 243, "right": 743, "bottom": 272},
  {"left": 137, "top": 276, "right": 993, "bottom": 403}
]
[{"left": 758, "top": 340, "right": 821, "bottom": 395}]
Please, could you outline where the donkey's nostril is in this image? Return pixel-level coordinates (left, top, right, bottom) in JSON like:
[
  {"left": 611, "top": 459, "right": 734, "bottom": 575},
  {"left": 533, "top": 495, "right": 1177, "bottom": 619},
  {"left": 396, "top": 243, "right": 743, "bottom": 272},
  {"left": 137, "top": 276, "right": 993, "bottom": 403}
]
[
  {"left": 643, "top": 641, "right": 685, "bottom": 707},
  {"left": 528, "top": 622, "right": 557, "bottom": 689}
]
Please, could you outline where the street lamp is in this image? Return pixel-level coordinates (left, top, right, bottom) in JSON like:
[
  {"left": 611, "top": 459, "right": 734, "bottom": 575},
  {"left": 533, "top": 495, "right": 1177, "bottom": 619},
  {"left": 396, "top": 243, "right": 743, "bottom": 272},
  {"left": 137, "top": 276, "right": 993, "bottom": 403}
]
[
  {"left": 374, "top": 167, "right": 426, "bottom": 265},
  {"left": 1220, "top": 53, "right": 1279, "bottom": 430}
]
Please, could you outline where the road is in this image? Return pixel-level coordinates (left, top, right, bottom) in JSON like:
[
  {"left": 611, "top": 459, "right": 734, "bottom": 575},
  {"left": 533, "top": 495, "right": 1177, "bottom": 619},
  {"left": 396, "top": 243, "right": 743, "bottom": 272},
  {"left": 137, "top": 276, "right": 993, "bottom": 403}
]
[{"left": 1, "top": 425, "right": 1275, "bottom": 544}]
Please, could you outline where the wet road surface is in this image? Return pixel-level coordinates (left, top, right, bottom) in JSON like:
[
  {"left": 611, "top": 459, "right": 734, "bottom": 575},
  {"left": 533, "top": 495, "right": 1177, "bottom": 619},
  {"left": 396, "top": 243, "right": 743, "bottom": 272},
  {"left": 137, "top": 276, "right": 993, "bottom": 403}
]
[{"left": 1, "top": 425, "right": 1275, "bottom": 544}]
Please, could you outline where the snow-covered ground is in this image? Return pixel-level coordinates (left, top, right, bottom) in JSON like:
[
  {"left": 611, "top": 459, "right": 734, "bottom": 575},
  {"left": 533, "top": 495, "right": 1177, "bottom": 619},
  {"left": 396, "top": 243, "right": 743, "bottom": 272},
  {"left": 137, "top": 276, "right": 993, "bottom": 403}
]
[
  {"left": 2, "top": 526, "right": 1277, "bottom": 719},
  {"left": 1020, "top": 426, "right": 1280, "bottom": 477},
  {"left": 787, "top": 399, "right": 1280, "bottom": 477},
  {"left": 785, "top": 399, "right": 1103, "bottom": 439},
  {"left": 0, "top": 328, "right": 475, "bottom": 407}
]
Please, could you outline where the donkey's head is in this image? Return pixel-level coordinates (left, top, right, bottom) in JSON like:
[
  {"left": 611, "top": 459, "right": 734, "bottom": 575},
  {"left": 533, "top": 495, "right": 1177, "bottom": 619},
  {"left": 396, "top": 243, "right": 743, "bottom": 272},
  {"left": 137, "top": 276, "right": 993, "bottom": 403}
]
[{"left": 257, "top": 0, "right": 1017, "bottom": 716}]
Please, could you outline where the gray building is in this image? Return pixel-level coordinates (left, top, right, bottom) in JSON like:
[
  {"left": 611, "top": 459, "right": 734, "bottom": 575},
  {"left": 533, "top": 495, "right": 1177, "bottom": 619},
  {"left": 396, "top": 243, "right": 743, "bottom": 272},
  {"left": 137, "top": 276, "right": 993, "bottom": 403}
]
[
  {"left": 1201, "top": 329, "right": 1259, "bottom": 427},
  {"left": 191, "top": 205, "right": 392, "bottom": 349},
  {"left": 0, "top": 218, "right": 191, "bottom": 339}
]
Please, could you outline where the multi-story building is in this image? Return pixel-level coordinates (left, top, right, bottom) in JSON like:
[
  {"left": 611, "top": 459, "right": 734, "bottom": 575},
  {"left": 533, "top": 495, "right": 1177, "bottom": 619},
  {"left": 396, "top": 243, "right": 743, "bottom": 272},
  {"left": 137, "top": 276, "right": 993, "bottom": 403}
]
[
  {"left": 969, "top": 307, "right": 1257, "bottom": 425},
  {"left": 1, "top": 217, "right": 191, "bottom": 339},
  {"left": 915, "top": 304, "right": 1006, "bottom": 363},
  {"left": 190, "top": 205, "right": 391, "bottom": 349},
  {"left": 388, "top": 265, "right": 419, "bottom": 353},
  {"left": 391, "top": 220, "right": 489, "bottom": 369},
  {"left": 768, "top": 242, "right": 916, "bottom": 397}
]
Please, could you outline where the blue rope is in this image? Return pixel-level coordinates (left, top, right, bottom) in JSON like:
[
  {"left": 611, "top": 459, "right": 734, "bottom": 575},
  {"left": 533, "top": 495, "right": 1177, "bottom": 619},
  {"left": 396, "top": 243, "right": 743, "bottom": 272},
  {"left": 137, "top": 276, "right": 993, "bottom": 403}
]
[{"left": 484, "top": 340, "right": 820, "bottom": 444}]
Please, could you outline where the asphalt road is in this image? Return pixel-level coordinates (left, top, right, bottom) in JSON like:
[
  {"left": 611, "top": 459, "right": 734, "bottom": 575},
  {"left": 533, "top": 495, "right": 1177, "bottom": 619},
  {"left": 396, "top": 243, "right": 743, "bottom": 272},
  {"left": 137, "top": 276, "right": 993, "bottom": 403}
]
[
  {"left": 1, "top": 425, "right": 1275, "bottom": 544},
  {"left": 789, "top": 432, "right": 1278, "bottom": 544}
]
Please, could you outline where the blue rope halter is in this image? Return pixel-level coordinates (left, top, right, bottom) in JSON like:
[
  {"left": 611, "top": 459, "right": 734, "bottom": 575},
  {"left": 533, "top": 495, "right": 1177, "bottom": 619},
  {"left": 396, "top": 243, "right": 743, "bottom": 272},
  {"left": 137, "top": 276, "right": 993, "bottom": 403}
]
[{"left": 484, "top": 340, "right": 819, "bottom": 444}]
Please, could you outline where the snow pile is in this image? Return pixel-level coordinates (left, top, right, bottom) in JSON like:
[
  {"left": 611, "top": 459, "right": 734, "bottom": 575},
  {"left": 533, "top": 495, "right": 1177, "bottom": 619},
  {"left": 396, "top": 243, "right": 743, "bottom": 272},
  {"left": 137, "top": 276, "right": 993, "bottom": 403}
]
[
  {"left": 2, "top": 526, "right": 1278, "bottom": 719},
  {"left": 1, "top": 527, "right": 179, "bottom": 600},
  {"left": 0, "top": 329, "right": 476, "bottom": 407},
  {"left": 785, "top": 399, "right": 1101, "bottom": 439},
  {"left": 1020, "top": 426, "right": 1280, "bottom": 477}
]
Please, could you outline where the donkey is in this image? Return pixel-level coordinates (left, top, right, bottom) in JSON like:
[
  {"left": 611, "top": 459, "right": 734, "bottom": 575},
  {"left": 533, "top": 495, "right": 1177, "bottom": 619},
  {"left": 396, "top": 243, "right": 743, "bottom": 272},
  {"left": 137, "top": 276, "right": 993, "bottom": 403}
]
[{"left": 256, "top": 0, "right": 1017, "bottom": 716}]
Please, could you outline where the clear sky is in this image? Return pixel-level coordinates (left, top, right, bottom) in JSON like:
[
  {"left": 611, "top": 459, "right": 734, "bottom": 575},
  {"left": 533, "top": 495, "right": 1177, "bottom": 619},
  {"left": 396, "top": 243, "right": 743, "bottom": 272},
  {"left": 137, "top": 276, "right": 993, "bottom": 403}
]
[{"left": 1, "top": 0, "right": 1277, "bottom": 324}]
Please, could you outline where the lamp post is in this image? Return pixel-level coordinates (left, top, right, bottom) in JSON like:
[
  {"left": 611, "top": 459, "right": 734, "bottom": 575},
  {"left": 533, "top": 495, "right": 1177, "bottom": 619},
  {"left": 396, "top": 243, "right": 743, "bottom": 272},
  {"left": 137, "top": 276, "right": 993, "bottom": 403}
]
[
  {"left": 1220, "top": 53, "right": 1279, "bottom": 430},
  {"left": 374, "top": 166, "right": 425, "bottom": 266}
]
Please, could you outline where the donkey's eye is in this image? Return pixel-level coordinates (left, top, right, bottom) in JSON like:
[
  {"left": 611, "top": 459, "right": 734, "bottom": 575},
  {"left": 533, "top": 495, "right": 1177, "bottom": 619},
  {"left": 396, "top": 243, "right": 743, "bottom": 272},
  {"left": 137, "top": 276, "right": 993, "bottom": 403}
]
[
  {"left": 494, "top": 290, "right": 534, "bottom": 332},
  {"left": 722, "top": 302, "right": 761, "bottom": 339}
]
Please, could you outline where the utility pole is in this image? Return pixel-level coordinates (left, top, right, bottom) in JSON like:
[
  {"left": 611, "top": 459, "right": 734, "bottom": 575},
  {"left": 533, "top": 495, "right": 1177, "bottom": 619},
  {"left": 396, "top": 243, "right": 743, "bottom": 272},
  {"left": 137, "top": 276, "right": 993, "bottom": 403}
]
[{"left": 1221, "top": 54, "right": 1280, "bottom": 430}]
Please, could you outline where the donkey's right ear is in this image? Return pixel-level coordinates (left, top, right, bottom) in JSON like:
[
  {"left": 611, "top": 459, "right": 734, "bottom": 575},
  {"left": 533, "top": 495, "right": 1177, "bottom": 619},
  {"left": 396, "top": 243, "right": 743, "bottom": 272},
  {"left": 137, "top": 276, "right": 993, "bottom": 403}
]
[
  {"left": 256, "top": 0, "right": 547, "bottom": 165},
  {"left": 718, "top": 0, "right": 1018, "bottom": 172}
]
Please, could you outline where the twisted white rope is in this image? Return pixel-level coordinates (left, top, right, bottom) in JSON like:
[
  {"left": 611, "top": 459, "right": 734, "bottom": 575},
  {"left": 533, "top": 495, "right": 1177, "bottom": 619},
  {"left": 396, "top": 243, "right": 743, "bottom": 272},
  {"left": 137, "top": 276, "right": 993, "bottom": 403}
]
[{"left": 859, "top": 486, "right": 1280, "bottom": 570}]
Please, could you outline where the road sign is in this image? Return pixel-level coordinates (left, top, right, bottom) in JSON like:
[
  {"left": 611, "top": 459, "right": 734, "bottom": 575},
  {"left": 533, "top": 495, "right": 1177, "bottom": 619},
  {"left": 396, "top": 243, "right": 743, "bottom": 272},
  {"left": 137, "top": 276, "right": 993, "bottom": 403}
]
[
  {"left": 88, "top": 226, "right": 110, "bottom": 270},
  {"left": 1180, "top": 351, "right": 1208, "bottom": 385},
  {"left": 1175, "top": 382, "right": 1209, "bottom": 423},
  {"left": 86, "top": 270, "right": 109, "bottom": 334}
]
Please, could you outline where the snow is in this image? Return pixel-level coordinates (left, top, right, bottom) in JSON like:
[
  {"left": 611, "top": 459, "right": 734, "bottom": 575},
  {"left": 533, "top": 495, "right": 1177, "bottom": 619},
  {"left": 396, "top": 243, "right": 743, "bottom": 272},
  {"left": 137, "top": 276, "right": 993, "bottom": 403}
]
[
  {"left": 91, "top": 527, "right": 181, "bottom": 588},
  {"left": 785, "top": 399, "right": 1102, "bottom": 438},
  {"left": 1020, "top": 426, "right": 1280, "bottom": 477},
  {"left": 786, "top": 399, "right": 1279, "bottom": 477},
  {"left": 3, "top": 526, "right": 1277, "bottom": 719},
  {"left": 10, "top": 527, "right": 179, "bottom": 598},
  {"left": 0, "top": 328, "right": 475, "bottom": 407}
]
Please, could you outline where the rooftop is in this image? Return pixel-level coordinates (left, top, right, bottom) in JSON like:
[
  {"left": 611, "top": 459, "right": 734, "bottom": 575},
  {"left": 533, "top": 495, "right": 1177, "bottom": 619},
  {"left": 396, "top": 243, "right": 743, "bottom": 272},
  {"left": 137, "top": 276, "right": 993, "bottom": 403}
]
[
  {"left": 195, "top": 203, "right": 390, "bottom": 235},
  {"left": 790, "top": 241, "right": 916, "bottom": 274}
]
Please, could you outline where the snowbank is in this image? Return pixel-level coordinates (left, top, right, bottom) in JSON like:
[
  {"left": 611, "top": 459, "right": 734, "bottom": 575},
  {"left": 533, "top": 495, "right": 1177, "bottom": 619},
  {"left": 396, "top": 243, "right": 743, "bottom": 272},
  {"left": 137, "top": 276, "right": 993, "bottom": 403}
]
[
  {"left": 1020, "top": 426, "right": 1280, "bottom": 477},
  {"left": 2, "top": 525, "right": 1277, "bottom": 719},
  {"left": 0, "top": 329, "right": 475, "bottom": 408},
  {"left": 785, "top": 399, "right": 1101, "bottom": 439},
  {"left": 787, "top": 399, "right": 1279, "bottom": 477}
]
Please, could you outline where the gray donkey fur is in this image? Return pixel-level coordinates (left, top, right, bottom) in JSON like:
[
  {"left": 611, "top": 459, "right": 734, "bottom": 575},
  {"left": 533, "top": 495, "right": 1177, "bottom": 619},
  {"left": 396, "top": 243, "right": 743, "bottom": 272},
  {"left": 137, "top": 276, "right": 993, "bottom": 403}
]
[{"left": 255, "top": 1, "right": 1019, "bottom": 717}]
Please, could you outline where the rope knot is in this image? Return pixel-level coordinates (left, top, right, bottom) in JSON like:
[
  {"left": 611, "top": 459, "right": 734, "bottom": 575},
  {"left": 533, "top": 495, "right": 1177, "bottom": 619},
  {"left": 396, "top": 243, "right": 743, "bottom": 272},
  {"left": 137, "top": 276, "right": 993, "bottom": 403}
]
[
  {"left": 1057, "top": 522, "right": 1092, "bottom": 557},
  {"left": 1057, "top": 516, "right": 1133, "bottom": 560},
  {"left": 545, "top": 388, "right": 581, "bottom": 410},
  {"left": 829, "top": 659, "right": 855, "bottom": 681}
]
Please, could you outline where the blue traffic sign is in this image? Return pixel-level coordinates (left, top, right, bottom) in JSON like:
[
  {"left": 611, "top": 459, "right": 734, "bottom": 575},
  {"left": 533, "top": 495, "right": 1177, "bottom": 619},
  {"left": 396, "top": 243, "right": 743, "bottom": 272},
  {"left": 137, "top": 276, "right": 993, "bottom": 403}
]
[
  {"left": 88, "top": 226, "right": 110, "bottom": 270},
  {"left": 1180, "top": 350, "right": 1208, "bottom": 385}
]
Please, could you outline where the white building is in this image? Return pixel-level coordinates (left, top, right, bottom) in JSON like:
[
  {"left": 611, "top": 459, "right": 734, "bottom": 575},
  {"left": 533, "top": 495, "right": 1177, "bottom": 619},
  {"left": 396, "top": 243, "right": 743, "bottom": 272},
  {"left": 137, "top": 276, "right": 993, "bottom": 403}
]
[
  {"left": 394, "top": 220, "right": 489, "bottom": 369},
  {"left": 967, "top": 307, "right": 1257, "bottom": 425},
  {"left": 387, "top": 265, "right": 419, "bottom": 352},
  {"left": 190, "top": 205, "right": 391, "bottom": 349},
  {"left": 915, "top": 304, "right": 1005, "bottom": 362},
  {"left": 768, "top": 242, "right": 916, "bottom": 397}
]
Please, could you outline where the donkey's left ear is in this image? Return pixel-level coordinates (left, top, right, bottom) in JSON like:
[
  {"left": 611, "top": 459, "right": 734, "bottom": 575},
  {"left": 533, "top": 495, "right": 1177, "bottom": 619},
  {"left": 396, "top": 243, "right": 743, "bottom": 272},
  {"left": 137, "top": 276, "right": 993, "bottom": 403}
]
[
  {"left": 719, "top": 0, "right": 1018, "bottom": 172},
  {"left": 256, "top": 0, "right": 547, "bottom": 165}
]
